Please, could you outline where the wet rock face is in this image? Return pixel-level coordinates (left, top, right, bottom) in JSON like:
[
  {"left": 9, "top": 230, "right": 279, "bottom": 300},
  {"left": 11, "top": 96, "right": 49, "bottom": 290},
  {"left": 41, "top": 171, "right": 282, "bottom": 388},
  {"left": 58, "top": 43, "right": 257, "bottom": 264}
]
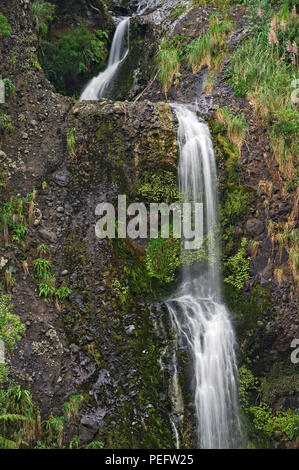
[{"left": 67, "top": 100, "right": 178, "bottom": 194}]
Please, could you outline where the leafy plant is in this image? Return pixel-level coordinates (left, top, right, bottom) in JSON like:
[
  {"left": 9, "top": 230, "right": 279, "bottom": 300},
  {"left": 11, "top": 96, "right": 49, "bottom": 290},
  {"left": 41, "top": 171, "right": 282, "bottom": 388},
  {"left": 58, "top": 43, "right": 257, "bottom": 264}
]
[
  {"left": 55, "top": 286, "right": 71, "bottom": 302},
  {"left": 0, "top": 294, "right": 25, "bottom": 382},
  {"left": 12, "top": 224, "right": 28, "bottom": 243},
  {"left": 0, "top": 13, "right": 11, "bottom": 36},
  {"left": 2, "top": 78, "right": 15, "bottom": 98},
  {"left": 145, "top": 237, "right": 181, "bottom": 283},
  {"left": 224, "top": 237, "right": 250, "bottom": 290},
  {"left": 33, "top": 259, "right": 52, "bottom": 279},
  {"left": 188, "top": 34, "right": 212, "bottom": 72},
  {"left": 38, "top": 282, "right": 55, "bottom": 300}
]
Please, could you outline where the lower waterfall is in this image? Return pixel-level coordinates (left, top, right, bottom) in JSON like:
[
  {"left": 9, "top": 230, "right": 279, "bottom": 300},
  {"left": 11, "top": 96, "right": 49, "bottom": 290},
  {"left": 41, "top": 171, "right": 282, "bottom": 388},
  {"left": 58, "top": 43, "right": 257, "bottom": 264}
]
[{"left": 166, "top": 104, "right": 242, "bottom": 449}]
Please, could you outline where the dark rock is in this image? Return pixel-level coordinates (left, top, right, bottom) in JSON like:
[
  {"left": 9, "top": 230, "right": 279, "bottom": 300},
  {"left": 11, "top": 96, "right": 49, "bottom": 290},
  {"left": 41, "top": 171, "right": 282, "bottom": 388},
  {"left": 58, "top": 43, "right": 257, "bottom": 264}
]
[
  {"left": 245, "top": 218, "right": 264, "bottom": 236},
  {"left": 54, "top": 170, "right": 70, "bottom": 187},
  {"left": 80, "top": 415, "right": 99, "bottom": 433},
  {"left": 39, "top": 228, "right": 57, "bottom": 244}
]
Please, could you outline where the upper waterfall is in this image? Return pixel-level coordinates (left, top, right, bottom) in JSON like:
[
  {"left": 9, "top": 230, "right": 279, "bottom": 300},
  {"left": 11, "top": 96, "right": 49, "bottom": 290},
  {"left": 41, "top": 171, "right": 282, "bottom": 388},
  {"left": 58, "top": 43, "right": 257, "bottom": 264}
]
[{"left": 80, "top": 17, "right": 130, "bottom": 101}]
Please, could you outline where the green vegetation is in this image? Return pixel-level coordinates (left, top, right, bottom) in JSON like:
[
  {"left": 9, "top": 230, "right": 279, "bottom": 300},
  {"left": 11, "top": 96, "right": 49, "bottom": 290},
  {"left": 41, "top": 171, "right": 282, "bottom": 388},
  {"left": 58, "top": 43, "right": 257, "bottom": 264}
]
[
  {"left": 145, "top": 237, "right": 181, "bottom": 284},
  {"left": 66, "top": 128, "right": 76, "bottom": 156},
  {"left": 2, "top": 78, "right": 15, "bottom": 98},
  {"left": 224, "top": 237, "right": 250, "bottom": 290},
  {"left": 38, "top": 281, "right": 56, "bottom": 300},
  {"left": 156, "top": 38, "right": 180, "bottom": 93},
  {"left": 135, "top": 171, "right": 179, "bottom": 204},
  {"left": 55, "top": 286, "right": 72, "bottom": 302},
  {"left": 37, "top": 243, "right": 50, "bottom": 256},
  {"left": 40, "top": 23, "right": 110, "bottom": 96},
  {"left": 188, "top": 14, "right": 231, "bottom": 92},
  {"left": 33, "top": 259, "right": 52, "bottom": 279},
  {"left": 0, "top": 294, "right": 25, "bottom": 382},
  {"left": 0, "top": 13, "right": 11, "bottom": 36},
  {"left": 0, "top": 113, "right": 13, "bottom": 133},
  {"left": 228, "top": 2, "right": 298, "bottom": 179},
  {"left": 0, "top": 192, "right": 35, "bottom": 246},
  {"left": 31, "top": 0, "right": 56, "bottom": 37},
  {"left": 169, "top": 4, "right": 186, "bottom": 20},
  {"left": 239, "top": 365, "right": 299, "bottom": 446},
  {"left": 0, "top": 386, "right": 91, "bottom": 449},
  {"left": 216, "top": 107, "right": 248, "bottom": 152}
]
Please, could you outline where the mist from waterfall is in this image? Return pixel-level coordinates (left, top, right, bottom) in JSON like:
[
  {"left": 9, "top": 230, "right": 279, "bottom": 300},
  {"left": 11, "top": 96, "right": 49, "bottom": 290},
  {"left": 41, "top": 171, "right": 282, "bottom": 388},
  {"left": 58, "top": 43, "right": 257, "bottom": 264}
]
[
  {"left": 166, "top": 104, "right": 242, "bottom": 449},
  {"left": 80, "top": 17, "right": 130, "bottom": 101}
]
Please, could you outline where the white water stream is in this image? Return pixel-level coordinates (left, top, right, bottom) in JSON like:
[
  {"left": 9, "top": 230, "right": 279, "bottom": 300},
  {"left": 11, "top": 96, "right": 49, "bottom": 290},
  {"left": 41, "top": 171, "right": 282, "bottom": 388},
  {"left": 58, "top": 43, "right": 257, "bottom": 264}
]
[
  {"left": 166, "top": 104, "right": 242, "bottom": 448},
  {"left": 80, "top": 17, "right": 130, "bottom": 100}
]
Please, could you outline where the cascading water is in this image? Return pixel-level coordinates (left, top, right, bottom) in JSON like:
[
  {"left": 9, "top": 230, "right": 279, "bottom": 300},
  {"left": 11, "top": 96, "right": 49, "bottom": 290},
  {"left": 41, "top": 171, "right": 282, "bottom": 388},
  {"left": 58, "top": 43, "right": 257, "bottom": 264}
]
[
  {"left": 166, "top": 104, "right": 242, "bottom": 449},
  {"left": 80, "top": 17, "right": 130, "bottom": 100}
]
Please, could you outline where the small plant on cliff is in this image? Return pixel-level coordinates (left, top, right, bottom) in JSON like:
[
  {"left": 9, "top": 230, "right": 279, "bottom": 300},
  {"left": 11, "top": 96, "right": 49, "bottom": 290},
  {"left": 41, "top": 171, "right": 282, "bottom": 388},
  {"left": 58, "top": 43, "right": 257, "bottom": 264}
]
[
  {"left": 111, "top": 279, "right": 129, "bottom": 305},
  {"left": 55, "top": 286, "right": 71, "bottom": 302},
  {"left": 224, "top": 237, "right": 250, "bottom": 290},
  {"left": 33, "top": 259, "right": 52, "bottom": 279},
  {"left": 2, "top": 78, "right": 15, "bottom": 98},
  {"left": 0, "top": 13, "right": 11, "bottom": 37},
  {"left": 66, "top": 128, "right": 76, "bottom": 156},
  {"left": 12, "top": 224, "right": 28, "bottom": 244},
  {"left": 61, "top": 394, "right": 83, "bottom": 424},
  {"left": 38, "top": 281, "right": 56, "bottom": 300},
  {"left": 156, "top": 38, "right": 180, "bottom": 93},
  {"left": 37, "top": 243, "right": 50, "bottom": 257},
  {"left": 4, "top": 269, "right": 16, "bottom": 292},
  {"left": 0, "top": 113, "right": 13, "bottom": 133}
]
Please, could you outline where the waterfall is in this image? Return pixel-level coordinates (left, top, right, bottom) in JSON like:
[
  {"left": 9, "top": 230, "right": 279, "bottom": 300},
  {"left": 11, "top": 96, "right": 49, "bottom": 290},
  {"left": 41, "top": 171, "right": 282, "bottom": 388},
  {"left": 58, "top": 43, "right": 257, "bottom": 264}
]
[
  {"left": 166, "top": 104, "right": 242, "bottom": 449},
  {"left": 80, "top": 17, "right": 130, "bottom": 101}
]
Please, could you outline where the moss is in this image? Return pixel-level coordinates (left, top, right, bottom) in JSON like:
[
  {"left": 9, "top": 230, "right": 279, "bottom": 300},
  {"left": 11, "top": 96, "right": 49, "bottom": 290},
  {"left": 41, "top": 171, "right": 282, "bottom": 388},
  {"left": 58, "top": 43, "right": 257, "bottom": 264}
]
[
  {"left": 238, "top": 365, "right": 298, "bottom": 448},
  {"left": 100, "top": 304, "right": 174, "bottom": 449},
  {"left": 260, "top": 361, "right": 299, "bottom": 405}
]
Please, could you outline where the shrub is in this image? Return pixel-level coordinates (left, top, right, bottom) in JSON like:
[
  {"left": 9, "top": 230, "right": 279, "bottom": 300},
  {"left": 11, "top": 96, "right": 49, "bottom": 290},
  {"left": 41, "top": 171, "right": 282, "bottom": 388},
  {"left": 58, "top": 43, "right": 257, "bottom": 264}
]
[
  {"left": 37, "top": 243, "right": 50, "bottom": 256},
  {"left": 229, "top": 5, "right": 299, "bottom": 177},
  {"left": 40, "top": 24, "right": 110, "bottom": 96}
]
